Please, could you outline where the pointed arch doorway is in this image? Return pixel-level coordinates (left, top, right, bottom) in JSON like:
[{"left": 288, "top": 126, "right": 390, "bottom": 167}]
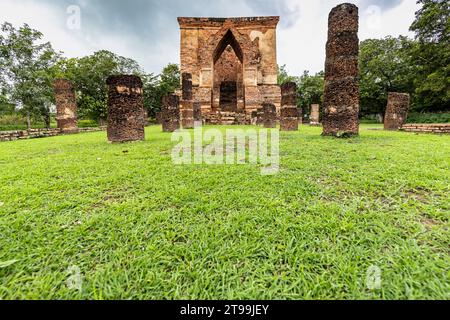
[{"left": 212, "top": 30, "right": 245, "bottom": 114}]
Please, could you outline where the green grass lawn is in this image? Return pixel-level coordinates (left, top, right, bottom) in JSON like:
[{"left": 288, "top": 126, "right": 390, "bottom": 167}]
[{"left": 0, "top": 124, "right": 449, "bottom": 300}]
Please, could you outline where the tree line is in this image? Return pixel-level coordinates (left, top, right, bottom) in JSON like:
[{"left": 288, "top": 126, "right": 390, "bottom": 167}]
[
  {"left": 0, "top": 0, "right": 448, "bottom": 128},
  {"left": 278, "top": 0, "right": 449, "bottom": 118},
  {"left": 0, "top": 24, "right": 180, "bottom": 128}
]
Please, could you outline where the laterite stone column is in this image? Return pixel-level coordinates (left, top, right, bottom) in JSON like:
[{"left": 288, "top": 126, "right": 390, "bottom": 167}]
[
  {"left": 181, "top": 73, "right": 194, "bottom": 129},
  {"left": 106, "top": 75, "right": 146, "bottom": 143},
  {"left": 384, "top": 92, "right": 410, "bottom": 130},
  {"left": 310, "top": 104, "right": 320, "bottom": 126},
  {"left": 194, "top": 102, "right": 202, "bottom": 126},
  {"left": 280, "top": 82, "right": 299, "bottom": 131},
  {"left": 323, "top": 3, "right": 360, "bottom": 137},
  {"left": 262, "top": 103, "right": 277, "bottom": 129},
  {"left": 162, "top": 94, "right": 181, "bottom": 132},
  {"left": 53, "top": 79, "right": 78, "bottom": 133}
]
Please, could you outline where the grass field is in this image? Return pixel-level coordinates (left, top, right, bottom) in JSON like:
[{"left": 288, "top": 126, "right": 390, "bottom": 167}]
[{"left": 0, "top": 125, "right": 449, "bottom": 300}]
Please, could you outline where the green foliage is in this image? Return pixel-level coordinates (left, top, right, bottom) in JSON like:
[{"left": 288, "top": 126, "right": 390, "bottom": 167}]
[
  {"left": 359, "top": 36, "right": 417, "bottom": 116},
  {"left": 406, "top": 112, "right": 450, "bottom": 123},
  {"left": 296, "top": 71, "right": 324, "bottom": 111},
  {"left": 277, "top": 64, "right": 296, "bottom": 85},
  {"left": 410, "top": 0, "right": 449, "bottom": 43},
  {"left": 0, "top": 125, "right": 448, "bottom": 299},
  {"left": 0, "top": 22, "right": 60, "bottom": 128},
  {"left": 409, "top": 0, "right": 450, "bottom": 112},
  {"left": 56, "top": 50, "right": 143, "bottom": 121},
  {"left": 143, "top": 63, "right": 180, "bottom": 117}
]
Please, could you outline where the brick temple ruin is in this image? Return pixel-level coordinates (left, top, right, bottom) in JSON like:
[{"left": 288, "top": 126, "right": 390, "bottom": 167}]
[
  {"left": 106, "top": 75, "right": 146, "bottom": 143},
  {"left": 162, "top": 94, "right": 180, "bottom": 132},
  {"left": 180, "top": 72, "right": 195, "bottom": 129},
  {"left": 310, "top": 104, "right": 321, "bottom": 126},
  {"left": 178, "top": 17, "right": 281, "bottom": 125},
  {"left": 53, "top": 79, "right": 78, "bottom": 133},
  {"left": 384, "top": 92, "right": 410, "bottom": 130},
  {"left": 323, "top": 3, "right": 360, "bottom": 137},
  {"left": 280, "top": 82, "right": 299, "bottom": 131}
]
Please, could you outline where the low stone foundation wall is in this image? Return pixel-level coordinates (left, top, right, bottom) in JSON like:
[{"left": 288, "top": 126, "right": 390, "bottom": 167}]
[
  {"left": 0, "top": 127, "right": 106, "bottom": 142},
  {"left": 401, "top": 124, "right": 450, "bottom": 134}
]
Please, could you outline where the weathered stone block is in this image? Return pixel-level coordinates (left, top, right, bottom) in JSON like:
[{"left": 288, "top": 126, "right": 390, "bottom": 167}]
[
  {"left": 261, "top": 103, "right": 277, "bottom": 128},
  {"left": 53, "top": 79, "right": 78, "bottom": 133},
  {"left": 106, "top": 75, "right": 146, "bottom": 143},
  {"left": 280, "top": 82, "right": 299, "bottom": 131},
  {"left": 384, "top": 92, "right": 410, "bottom": 130},
  {"left": 323, "top": 3, "right": 360, "bottom": 137},
  {"left": 162, "top": 94, "right": 180, "bottom": 132},
  {"left": 310, "top": 104, "right": 321, "bottom": 125}
]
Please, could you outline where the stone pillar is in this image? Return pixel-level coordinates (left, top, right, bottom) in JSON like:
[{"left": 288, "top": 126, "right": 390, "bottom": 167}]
[
  {"left": 280, "top": 82, "right": 299, "bottom": 131},
  {"left": 193, "top": 102, "right": 202, "bottom": 125},
  {"left": 162, "top": 94, "right": 180, "bottom": 132},
  {"left": 298, "top": 108, "right": 303, "bottom": 125},
  {"left": 181, "top": 73, "right": 194, "bottom": 129},
  {"left": 323, "top": 3, "right": 360, "bottom": 137},
  {"left": 53, "top": 79, "right": 78, "bottom": 133},
  {"left": 384, "top": 92, "right": 410, "bottom": 130},
  {"left": 106, "top": 75, "right": 145, "bottom": 143},
  {"left": 310, "top": 104, "right": 321, "bottom": 126},
  {"left": 262, "top": 103, "right": 277, "bottom": 128}
]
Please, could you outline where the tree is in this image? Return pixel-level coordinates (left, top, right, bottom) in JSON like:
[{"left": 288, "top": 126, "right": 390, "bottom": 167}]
[
  {"left": 277, "top": 64, "right": 296, "bottom": 85},
  {"left": 56, "top": 50, "right": 143, "bottom": 122},
  {"left": 142, "top": 63, "right": 180, "bottom": 117},
  {"left": 410, "top": 0, "right": 450, "bottom": 112},
  {"left": 359, "top": 36, "right": 417, "bottom": 116},
  {"left": 0, "top": 22, "right": 60, "bottom": 128},
  {"left": 296, "top": 71, "right": 324, "bottom": 116}
]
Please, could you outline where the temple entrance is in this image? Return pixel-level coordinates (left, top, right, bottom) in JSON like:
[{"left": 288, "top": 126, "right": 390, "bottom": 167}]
[
  {"left": 213, "top": 30, "right": 244, "bottom": 114},
  {"left": 220, "top": 81, "right": 237, "bottom": 112}
]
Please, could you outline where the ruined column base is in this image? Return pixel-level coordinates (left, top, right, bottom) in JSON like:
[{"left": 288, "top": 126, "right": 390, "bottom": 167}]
[
  {"left": 322, "top": 108, "right": 359, "bottom": 137},
  {"left": 181, "top": 101, "right": 194, "bottom": 129}
]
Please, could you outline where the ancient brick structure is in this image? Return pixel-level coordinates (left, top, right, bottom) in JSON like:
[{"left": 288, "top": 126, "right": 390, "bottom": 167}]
[
  {"left": 0, "top": 127, "right": 106, "bottom": 142},
  {"left": 180, "top": 73, "right": 195, "bottom": 129},
  {"left": 384, "top": 92, "right": 410, "bottom": 130},
  {"left": 106, "top": 75, "right": 146, "bottom": 143},
  {"left": 261, "top": 103, "right": 277, "bottom": 128},
  {"left": 280, "top": 82, "right": 299, "bottom": 131},
  {"left": 401, "top": 124, "right": 450, "bottom": 134},
  {"left": 323, "top": 3, "right": 360, "bottom": 137},
  {"left": 310, "top": 104, "right": 321, "bottom": 126},
  {"left": 178, "top": 17, "right": 281, "bottom": 125},
  {"left": 53, "top": 79, "right": 78, "bottom": 133},
  {"left": 161, "top": 94, "right": 180, "bottom": 132},
  {"left": 194, "top": 102, "right": 202, "bottom": 124}
]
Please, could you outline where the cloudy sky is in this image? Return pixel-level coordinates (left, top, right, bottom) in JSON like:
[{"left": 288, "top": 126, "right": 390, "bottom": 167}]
[{"left": 0, "top": 0, "right": 420, "bottom": 75}]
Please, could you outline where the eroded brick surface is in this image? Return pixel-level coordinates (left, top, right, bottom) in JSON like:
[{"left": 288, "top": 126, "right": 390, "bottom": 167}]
[
  {"left": 106, "top": 75, "right": 146, "bottom": 143},
  {"left": 53, "top": 79, "right": 78, "bottom": 133},
  {"left": 261, "top": 103, "right": 277, "bottom": 128},
  {"left": 323, "top": 4, "right": 360, "bottom": 137},
  {"left": 181, "top": 73, "right": 195, "bottom": 129},
  {"left": 310, "top": 104, "right": 321, "bottom": 125},
  {"left": 384, "top": 92, "right": 410, "bottom": 130},
  {"left": 162, "top": 94, "right": 180, "bottom": 132},
  {"left": 280, "top": 82, "right": 299, "bottom": 131},
  {"left": 178, "top": 17, "right": 281, "bottom": 124}
]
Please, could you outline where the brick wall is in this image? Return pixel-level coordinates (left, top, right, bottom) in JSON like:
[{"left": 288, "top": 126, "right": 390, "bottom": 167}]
[
  {"left": 0, "top": 127, "right": 106, "bottom": 142},
  {"left": 401, "top": 124, "right": 450, "bottom": 134}
]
